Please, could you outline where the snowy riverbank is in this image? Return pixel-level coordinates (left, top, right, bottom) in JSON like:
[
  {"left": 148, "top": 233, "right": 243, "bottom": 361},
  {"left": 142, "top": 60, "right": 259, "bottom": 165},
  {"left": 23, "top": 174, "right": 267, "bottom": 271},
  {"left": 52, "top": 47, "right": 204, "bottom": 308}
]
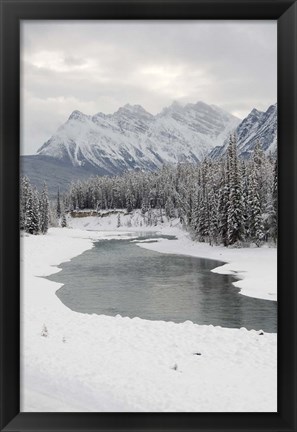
[
  {"left": 21, "top": 219, "right": 277, "bottom": 412},
  {"left": 69, "top": 211, "right": 277, "bottom": 302},
  {"left": 137, "top": 230, "right": 277, "bottom": 302}
]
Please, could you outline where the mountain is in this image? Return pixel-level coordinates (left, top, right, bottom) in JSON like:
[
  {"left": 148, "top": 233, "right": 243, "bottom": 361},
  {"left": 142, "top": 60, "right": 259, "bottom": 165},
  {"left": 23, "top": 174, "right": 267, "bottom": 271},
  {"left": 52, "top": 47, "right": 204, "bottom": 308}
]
[
  {"left": 20, "top": 155, "right": 104, "bottom": 199},
  {"left": 209, "top": 103, "right": 277, "bottom": 159},
  {"left": 37, "top": 101, "right": 240, "bottom": 174}
]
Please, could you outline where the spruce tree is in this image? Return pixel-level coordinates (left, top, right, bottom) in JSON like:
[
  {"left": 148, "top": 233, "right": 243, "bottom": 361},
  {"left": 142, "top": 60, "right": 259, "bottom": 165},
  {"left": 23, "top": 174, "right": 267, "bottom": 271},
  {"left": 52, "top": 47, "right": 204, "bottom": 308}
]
[
  {"left": 190, "top": 186, "right": 201, "bottom": 237},
  {"left": 126, "top": 189, "right": 133, "bottom": 213},
  {"left": 197, "top": 196, "right": 208, "bottom": 242},
  {"left": 208, "top": 189, "right": 219, "bottom": 246},
  {"left": 241, "top": 161, "right": 250, "bottom": 241},
  {"left": 218, "top": 165, "right": 229, "bottom": 246},
  {"left": 25, "top": 186, "right": 39, "bottom": 234},
  {"left": 39, "top": 182, "right": 49, "bottom": 234},
  {"left": 227, "top": 135, "right": 244, "bottom": 245},
  {"left": 165, "top": 196, "right": 175, "bottom": 219},
  {"left": 20, "top": 176, "right": 30, "bottom": 230},
  {"left": 61, "top": 213, "right": 67, "bottom": 228},
  {"left": 117, "top": 212, "right": 121, "bottom": 228},
  {"left": 56, "top": 187, "right": 61, "bottom": 220},
  {"left": 249, "top": 163, "right": 265, "bottom": 246},
  {"left": 271, "top": 157, "right": 278, "bottom": 242},
  {"left": 141, "top": 197, "right": 149, "bottom": 214}
]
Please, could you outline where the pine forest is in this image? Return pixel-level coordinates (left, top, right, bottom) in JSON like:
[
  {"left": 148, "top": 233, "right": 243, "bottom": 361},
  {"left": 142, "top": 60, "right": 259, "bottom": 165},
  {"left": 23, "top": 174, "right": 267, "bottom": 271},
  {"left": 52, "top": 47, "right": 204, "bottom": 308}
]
[{"left": 20, "top": 136, "right": 277, "bottom": 247}]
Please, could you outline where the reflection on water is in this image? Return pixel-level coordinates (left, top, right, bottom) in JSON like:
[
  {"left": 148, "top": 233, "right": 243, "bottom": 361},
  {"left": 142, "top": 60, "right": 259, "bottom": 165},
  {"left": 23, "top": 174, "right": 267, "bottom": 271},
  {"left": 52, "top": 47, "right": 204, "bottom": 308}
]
[{"left": 47, "top": 234, "right": 277, "bottom": 332}]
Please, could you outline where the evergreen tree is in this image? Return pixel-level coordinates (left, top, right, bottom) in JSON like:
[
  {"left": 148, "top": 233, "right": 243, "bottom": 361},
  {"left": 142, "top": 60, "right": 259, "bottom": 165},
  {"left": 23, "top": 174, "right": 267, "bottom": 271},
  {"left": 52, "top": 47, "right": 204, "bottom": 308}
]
[
  {"left": 199, "top": 197, "right": 209, "bottom": 241},
  {"left": 117, "top": 212, "right": 121, "bottom": 228},
  {"left": 218, "top": 165, "right": 229, "bottom": 246},
  {"left": 20, "top": 176, "right": 30, "bottom": 230},
  {"left": 25, "top": 186, "right": 39, "bottom": 234},
  {"left": 208, "top": 188, "right": 219, "bottom": 246},
  {"left": 227, "top": 135, "right": 244, "bottom": 245},
  {"left": 190, "top": 186, "right": 200, "bottom": 236},
  {"left": 249, "top": 164, "right": 265, "bottom": 246},
  {"left": 241, "top": 161, "right": 250, "bottom": 240},
  {"left": 39, "top": 182, "right": 49, "bottom": 234},
  {"left": 165, "top": 196, "right": 175, "bottom": 219},
  {"left": 147, "top": 207, "right": 152, "bottom": 226},
  {"left": 252, "top": 140, "right": 266, "bottom": 209},
  {"left": 56, "top": 187, "right": 61, "bottom": 220},
  {"left": 141, "top": 196, "right": 149, "bottom": 214},
  {"left": 271, "top": 157, "right": 278, "bottom": 242},
  {"left": 126, "top": 189, "right": 133, "bottom": 213},
  {"left": 61, "top": 213, "right": 67, "bottom": 228}
]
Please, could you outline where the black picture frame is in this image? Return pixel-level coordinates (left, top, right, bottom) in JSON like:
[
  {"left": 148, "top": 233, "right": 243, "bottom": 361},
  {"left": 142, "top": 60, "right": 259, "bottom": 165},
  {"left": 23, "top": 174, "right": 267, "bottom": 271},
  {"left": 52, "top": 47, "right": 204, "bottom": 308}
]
[{"left": 0, "top": 0, "right": 296, "bottom": 431}]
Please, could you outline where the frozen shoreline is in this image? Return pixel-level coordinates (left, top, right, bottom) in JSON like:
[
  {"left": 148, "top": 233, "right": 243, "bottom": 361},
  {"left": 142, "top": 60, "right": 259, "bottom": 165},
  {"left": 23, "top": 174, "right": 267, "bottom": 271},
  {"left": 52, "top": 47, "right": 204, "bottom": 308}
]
[
  {"left": 21, "top": 221, "right": 277, "bottom": 412},
  {"left": 69, "top": 212, "right": 277, "bottom": 302},
  {"left": 137, "top": 226, "right": 277, "bottom": 302}
]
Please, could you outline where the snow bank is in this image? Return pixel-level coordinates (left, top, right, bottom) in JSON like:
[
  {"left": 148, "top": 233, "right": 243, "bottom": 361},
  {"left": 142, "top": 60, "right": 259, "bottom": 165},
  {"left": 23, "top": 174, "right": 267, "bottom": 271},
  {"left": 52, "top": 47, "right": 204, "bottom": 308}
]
[
  {"left": 68, "top": 209, "right": 164, "bottom": 232},
  {"left": 21, "top": 225, "right": 277, "bottom": 412},
  {"left": 136, "top": 228, "right": 277, "bottom": 302},
  {"left": 68, "top": 211, "right": 277, "bottom": 301}
]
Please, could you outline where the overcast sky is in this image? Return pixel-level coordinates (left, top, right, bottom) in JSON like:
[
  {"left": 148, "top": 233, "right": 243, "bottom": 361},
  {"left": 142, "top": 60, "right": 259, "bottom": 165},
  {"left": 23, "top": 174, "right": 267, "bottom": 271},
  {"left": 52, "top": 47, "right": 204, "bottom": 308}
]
[{"left": 21, "top": 20, "right": 277, "bottom": 155}]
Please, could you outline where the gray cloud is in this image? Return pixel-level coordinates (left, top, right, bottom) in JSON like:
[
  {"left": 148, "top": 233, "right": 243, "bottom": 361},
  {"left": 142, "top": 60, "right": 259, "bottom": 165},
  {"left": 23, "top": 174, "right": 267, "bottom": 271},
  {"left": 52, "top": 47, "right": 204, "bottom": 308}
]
[
  {"left": 63, "top": 55, "right": 87, "bottom": 67},
  {"left": 21, "top": 20, "right": 277, "bottom": 154}
]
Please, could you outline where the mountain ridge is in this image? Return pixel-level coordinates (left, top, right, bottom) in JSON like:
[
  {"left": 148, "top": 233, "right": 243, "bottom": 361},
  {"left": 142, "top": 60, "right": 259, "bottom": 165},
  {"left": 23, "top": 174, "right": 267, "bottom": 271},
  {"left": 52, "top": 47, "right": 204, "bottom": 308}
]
[
  {"left": 38, "top": 101, "right": 240, "bottom": 174},
  {"left": 22, "top": 101, "right": 277, "bottom": 196},
  {"left": 209, "top": 103, "right": 277, "bottom": 159}
]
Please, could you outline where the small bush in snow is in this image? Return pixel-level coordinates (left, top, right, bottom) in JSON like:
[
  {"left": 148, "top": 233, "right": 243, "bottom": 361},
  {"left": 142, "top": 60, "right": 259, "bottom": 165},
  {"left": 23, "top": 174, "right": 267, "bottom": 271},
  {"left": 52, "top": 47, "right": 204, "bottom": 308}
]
[
  {"left": 41, "top": 324, "right": 48, "bottom": 337},
  {"left": 117, "top": 213, "right": 121, "bottom": 228}
]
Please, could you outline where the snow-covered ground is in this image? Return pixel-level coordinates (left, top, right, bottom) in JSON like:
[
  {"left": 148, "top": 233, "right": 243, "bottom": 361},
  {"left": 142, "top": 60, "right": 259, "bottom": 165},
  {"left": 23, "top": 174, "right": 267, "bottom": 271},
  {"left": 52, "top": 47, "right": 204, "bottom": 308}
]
[{"left": 21, "top": 212, "right": 277, "bottom": 412}]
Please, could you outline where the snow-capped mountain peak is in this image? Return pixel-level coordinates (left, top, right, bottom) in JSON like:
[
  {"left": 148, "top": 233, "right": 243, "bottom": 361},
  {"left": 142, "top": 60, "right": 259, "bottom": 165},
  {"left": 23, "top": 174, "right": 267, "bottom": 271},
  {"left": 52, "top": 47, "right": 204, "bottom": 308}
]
[
  {"left": 159, "top": 100, "right": 184, "bottom": 115},
  {"left": 116, "top": 103, "right": 151, "bottom": 115},
  {"left": 68, "top": 110, "right": 89, "bottom": 122},
  {"left": 249, "top": 108, "right": 262, "bottom": 117},
  {"left": 209, "top": 103, "right": 277, "bottom": 159},
  {"left": 38, "top": 101, "right": 241, "bottom": 174}
]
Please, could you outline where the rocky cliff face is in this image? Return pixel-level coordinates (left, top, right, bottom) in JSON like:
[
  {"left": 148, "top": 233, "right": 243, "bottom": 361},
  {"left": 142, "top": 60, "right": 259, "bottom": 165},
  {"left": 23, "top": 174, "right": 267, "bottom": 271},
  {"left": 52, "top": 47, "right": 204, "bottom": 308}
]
[{"left": 209, "top": 103, "right": 277, "bottom": 159}]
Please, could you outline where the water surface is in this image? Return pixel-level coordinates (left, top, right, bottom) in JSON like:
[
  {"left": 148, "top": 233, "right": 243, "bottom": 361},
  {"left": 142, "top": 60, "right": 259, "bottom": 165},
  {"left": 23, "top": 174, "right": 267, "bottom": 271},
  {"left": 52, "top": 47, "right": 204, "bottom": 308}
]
[{"left": 47, "top": 233, "right": 277, "bottom": 332}]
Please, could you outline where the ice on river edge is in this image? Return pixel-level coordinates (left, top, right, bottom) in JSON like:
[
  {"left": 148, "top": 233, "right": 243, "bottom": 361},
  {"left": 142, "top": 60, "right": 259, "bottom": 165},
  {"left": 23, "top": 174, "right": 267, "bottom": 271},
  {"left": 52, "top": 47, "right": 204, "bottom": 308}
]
[
  {"left": 20, "top": 214, "right": 277, "bottom": 412},
  {"left": 69, "top": 210, "right": 277, "bottom": 302}
]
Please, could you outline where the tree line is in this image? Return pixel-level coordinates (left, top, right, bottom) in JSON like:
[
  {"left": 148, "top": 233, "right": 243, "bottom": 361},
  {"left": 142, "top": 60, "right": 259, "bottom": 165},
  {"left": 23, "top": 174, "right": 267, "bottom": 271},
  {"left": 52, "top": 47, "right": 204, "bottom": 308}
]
[
  {"left": 20, "top": 177, "right": 50, "bottom": 234},
  {"left": 65, "top": 137, "right": 277, "bottom": 247},
  {"left": 20, "top": 176, "right": 70, "bottom": 234},
  {"left": 20, "top": 136, "right": 277, "bottom": 246}
]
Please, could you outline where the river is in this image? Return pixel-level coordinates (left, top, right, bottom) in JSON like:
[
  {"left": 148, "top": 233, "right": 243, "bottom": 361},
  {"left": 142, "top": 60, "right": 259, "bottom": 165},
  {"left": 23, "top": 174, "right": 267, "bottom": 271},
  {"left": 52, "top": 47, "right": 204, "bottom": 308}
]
[{"left": 47, "top": 233, "right": 277, "bottom": 332}]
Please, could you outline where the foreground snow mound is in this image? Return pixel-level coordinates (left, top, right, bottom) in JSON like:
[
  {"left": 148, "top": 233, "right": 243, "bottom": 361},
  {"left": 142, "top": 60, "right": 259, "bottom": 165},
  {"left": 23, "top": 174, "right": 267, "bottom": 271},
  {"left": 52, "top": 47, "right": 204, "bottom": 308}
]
[{"left": 21, "top": 227, "right": 277, "bottom": 412}]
